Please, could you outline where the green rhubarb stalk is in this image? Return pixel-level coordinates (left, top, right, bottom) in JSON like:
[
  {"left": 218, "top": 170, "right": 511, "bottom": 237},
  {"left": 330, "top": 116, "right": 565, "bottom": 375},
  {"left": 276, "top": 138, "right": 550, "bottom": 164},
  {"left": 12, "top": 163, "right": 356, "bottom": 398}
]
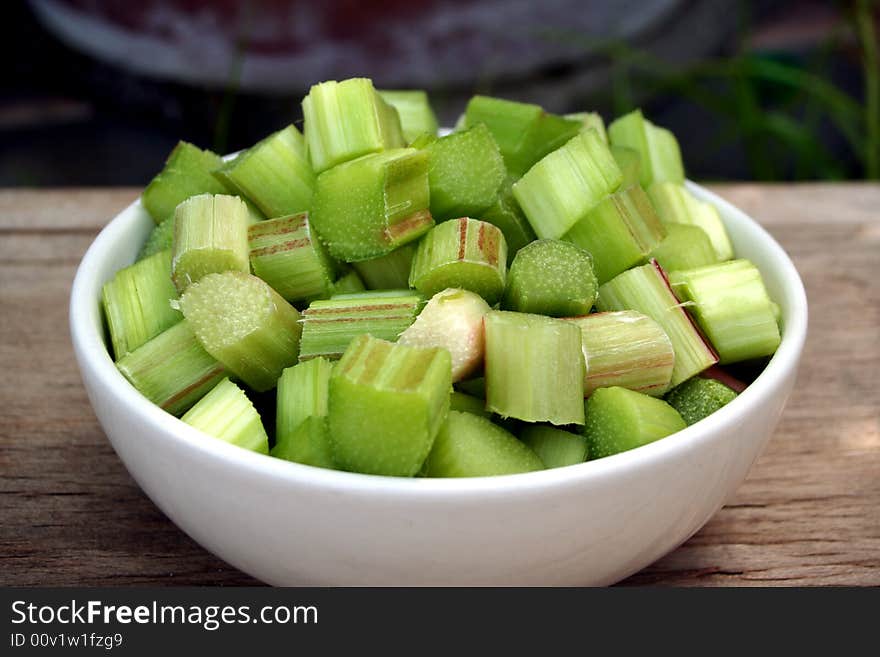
[
  {"left": 328, "top": 334, "right": 452, "bottom": 477},
  {"left": 181, "top": 378, "right": 269, "bottom": 454},
  {"left": 610, "top": 145, "right": 642, "bottom": 189},
  {"left": 449, "top": 391, "right": 489, "bottom": 417},
  {"left": 665, "top": 376, "right": 737, "bottom": 426},
  {"left": 171, "top": 194, "right": 250, "bottom": 292},
  {"left": 484, "top": 311, "right": 585, "bottom": 425},
  {"left": 213, "top": 125, "right": 315, "bottom": 219},
  {"left": 272, "top": 358, "right": 335, "bottom": 468},
  {"left": 649, "top": 223, "right": 719, "bottom": 273},
  {"left": 512, "top": 130, "right": 623, "bottom": 240},
  {"left": 409, "top": 218, "right": 508, "bottom": 304},
  {"left": 520, "top": 425, "right": 589, "bottom": 469},
  {"left": 597, "top": 260, "right": 717, "bottom": 386},
  {"left": 378, "top": 89, "right": 439, "bottom": 143},
  {"left": 464, "top": 95, "right": 582, "bottom": 177},
  {"left": 329, "top": 268, "right": 366, "bottom": 296},
  {"left": 303, "top": 77, "right": 406, "bottom": 174},
  {"left": 503, "top": 239, "right": 597, "bottom": 316},
  {"left": 647, "top": 182, "right": 733, "bottom": 261},
  {"left": 310, "top": 148, "right": 433, "bottom": 262},
  {"left": 608, "top": 109, "right": 685, "bottom": 186},
  {"left": 561, "top": 184, "right": 665, "bottom": 285},
  {"left": 178, "top": 271, "right": 303, "bottom": 392},
  {"left": 564, "top": 310, "right": 674, "bottom": 397},
  {"left": 422, "top": 411, "right": 544, "bottom": 477},
  {"left": 583, "top": 386, "right": 686, "bottom": 458},
  {"left": 668, "top": 260, "right": 781, "bottom": 364},
  {"left": 422, "top": 123, "right": 506, "bottom": 221},
  {"left": 566, "top": 111, "right": 608, "bottom": 143},
  {"left": 299, "top": 291, "right": 424, "bottom": 361},
  {"left": 116, "top": 320, "right": 228, "bottom": 417},
  {"left": 102, "top": 249, "right": 182, "bottom": 359},
  {"left": 141, "top": 141, "right": 230, "bottom": 224},
  {"left": 248, "top": 212, "right": 337, "bottom": 302}
]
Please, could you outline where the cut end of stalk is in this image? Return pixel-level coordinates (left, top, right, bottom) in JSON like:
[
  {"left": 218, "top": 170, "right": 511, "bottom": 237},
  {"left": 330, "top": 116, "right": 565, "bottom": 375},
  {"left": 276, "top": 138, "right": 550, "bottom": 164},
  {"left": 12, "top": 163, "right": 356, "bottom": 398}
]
[
  {"left": 182, "top": 378, "right": 269, "bottom": 454},
  {"left": 503, "top": 239, "right": 597, "bottom": 316},
  {"left": 171, "top": 193, "right": 251, "bottom": 293},
  {"left": 409, "top": 217, "right": 508, "bottom": 304},
  {"left": 248, "top": 212, "right": 337, "bottom": 302},
  {"left": 398, "top": 288, "right": 492, "bottom": 382},
  {"left": 179, "top": 271, "right": 303, "bottom": 392}
]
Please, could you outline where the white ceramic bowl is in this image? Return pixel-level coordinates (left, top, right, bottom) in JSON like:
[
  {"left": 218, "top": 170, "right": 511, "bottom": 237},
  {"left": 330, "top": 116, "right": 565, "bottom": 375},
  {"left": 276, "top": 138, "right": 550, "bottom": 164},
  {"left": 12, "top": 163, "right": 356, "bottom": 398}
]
[{"left": 70, "top": 182, "right": 807, "bottom": 586}]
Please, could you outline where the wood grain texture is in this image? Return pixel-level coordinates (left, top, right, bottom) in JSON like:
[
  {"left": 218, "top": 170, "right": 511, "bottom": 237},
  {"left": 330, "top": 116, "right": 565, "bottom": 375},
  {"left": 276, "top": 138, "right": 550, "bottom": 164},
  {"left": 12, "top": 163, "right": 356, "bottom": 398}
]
[{"left": 1, "top": 185, "right": 878, "bottom": 586}]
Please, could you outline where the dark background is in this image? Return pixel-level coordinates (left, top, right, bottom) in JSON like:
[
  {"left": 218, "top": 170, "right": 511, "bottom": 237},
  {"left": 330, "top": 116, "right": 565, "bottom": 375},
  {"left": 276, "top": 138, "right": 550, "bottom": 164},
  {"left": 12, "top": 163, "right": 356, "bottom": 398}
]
[{"left": 3, "top": 0, "right": 877, "bottom": 186}]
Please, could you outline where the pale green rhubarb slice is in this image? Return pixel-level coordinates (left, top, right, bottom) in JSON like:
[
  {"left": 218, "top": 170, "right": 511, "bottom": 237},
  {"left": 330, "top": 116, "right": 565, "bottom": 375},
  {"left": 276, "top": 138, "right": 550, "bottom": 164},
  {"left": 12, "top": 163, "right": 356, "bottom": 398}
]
[
  {"left": 608, "top": 109, "right": 685, "bottom": 186},
  {"left": 310, "top": 147, "right": 433, "bottom": 262},
  {"left": 520, "top": 425, "right": 589, "bottom": 468},
  {"left": 597, "top": 260, "right": 717, "bottom": 386},
  {"left": 463, "top": 95, "right": 581, "bottom": 177},
  {"left": 668, "top": 260, "right": 781, "bottom": 364},
  {"left": 665, "top": 376, "right": 737, "bottom": 426},
  {"left": 649, "top": 223, "right": 719, "bottom": 272},
  {"left": 422, "top": 123, "right": 506, "bottom": 221},
  {"left": 328, "top": 334, "right": 452, "bottom": 477},
  {"left": 302, "top": 77, "right": 406, "bottom": 174},
  {"left": 178, "top": 271, "right": 303, "bottom": 392},
  {"left": 329, "top": 268, "right": 366, "bottom": 295},
  {"left": 298, "top": 291, "right": 424, "bottom": 361},
  {"left": 141, "top": 141, "right": 230, "bottom": 224},
  {"left": 378, "top": 89, "right": 439, "bottom": 143},
  {"left": 503, "top": 239, "right": 597, "bottom": 316},
  {"left": 449, "top": 391, "right": 489, "bottom": 417},
  {"left": 181, "top": 377, "right": 269, "bottom": 454},
  {"left": 409, "top": 218, "right": 508, "bottom": 304},
  {"left": 213, "top": 124, "right": 315, "bottom": 218},
  {"left": 512, "top": 130, "right": 623, "bottom": 240},
  {"left": 272, "top": 357, "right": 335, "bottom": 468},
  {"left": 171, "top": 193, "right": 250, "bottom": 292},
  {"left": 248, "top": 212, "right": 337, "bottom": 302},
  {"left": 564, "top": 310, "right": 674, "bottom": 397},
  {"left": 477, "top": 176, "right": 537, "bottom": 264},
  {"left": 398, "top": 288, "right": 491, "bottom": 382},
  {"left": 423, "top": 411, "right": 543, "bottom": 477},
  {"left": 565, "top": 111, "right": 608, "bottom": 143},
  {"left": 102, "top": 249, "right": 181, "bottom": 359},
  {"left": 582, "top": 386, "right": 686, "bottom": 458},
  {"left": 351, "top": 243, "right": 417, "bottom": 290},
  {"left": 484, "top": 311, "right": 585, "bottom": 425},
  {"left": 647, "top": 182, "right": 733, "bottom": 261},
  {"left": 116, "top": 320, "right": 228, "bottom": 417},
  {"left": 610, "top": 145, "right": 642, "bottom": 189},
  {"left": 561, "top": 184, "right": 665, "bottom": 285}
]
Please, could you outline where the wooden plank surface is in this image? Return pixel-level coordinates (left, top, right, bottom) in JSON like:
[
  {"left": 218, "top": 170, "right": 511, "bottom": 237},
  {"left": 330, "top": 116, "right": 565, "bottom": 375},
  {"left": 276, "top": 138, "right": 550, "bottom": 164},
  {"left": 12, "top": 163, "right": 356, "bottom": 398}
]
[{"left": 1, "top": 185, "right": 878, "bottom": 586}]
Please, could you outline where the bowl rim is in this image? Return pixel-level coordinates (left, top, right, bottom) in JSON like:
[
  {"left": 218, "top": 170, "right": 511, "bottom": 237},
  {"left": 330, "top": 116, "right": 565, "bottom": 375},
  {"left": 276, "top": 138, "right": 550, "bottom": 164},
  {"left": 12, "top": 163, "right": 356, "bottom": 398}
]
[{"left": 70, "top": 181, "right": 808, "bottom": 498}]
